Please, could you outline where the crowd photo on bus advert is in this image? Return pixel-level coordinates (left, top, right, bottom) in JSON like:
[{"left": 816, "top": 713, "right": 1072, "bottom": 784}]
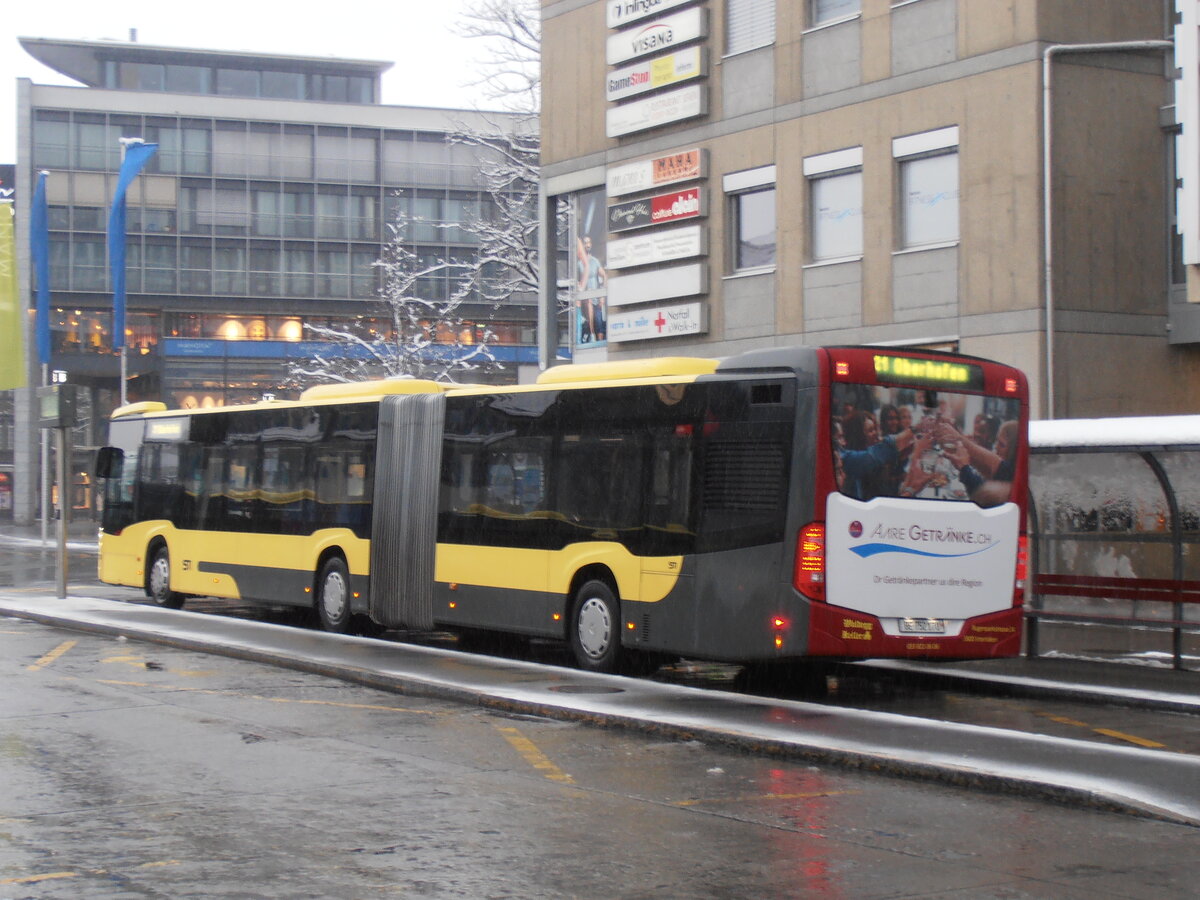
[{"left": 831, "top": 383, "right": 1021, "bottom": 509}]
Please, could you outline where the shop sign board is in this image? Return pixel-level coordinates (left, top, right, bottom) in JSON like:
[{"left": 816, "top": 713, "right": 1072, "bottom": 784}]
[
  {"left": 606, "top": 0, "right": 694, "bottom": 29},
  {"left": 606, "top": 7, "right": 707, "bottom": 66},
  {"left": 606, "top": 147, "right": 705, "bottom": 198},
  {"left": 607, "top": 46, "right": 704, "bottom": 102},
  {"left": 607, "top": 263, "right": 707, "bottom": 307},
  {"left": 607, "top": 223, "right": 704, "bottom": 270},
  {"left": 606, "top": 84, "right": 706, "bottom": 138},
  {"left": 609, "top": 302, "right": 707, "bottom": 342},
  {"left": 607, "top": 187, "right": 704, "bottom": 233}
]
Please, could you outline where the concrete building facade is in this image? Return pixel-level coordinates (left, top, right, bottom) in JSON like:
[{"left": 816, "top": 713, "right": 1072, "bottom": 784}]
[
  {"left": 539, "top": 0, "right": 1200, "bottom": 420},
  {"left": 8, "top": 37, "right": 535, "bottom": 524}
]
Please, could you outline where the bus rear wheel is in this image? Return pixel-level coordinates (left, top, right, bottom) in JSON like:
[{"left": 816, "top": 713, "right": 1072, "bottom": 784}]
[
  {"left": 147, "top": 546, "right": 184, "bottom": 610},
  {"left": 315, "top": 556, "right": 352, "bottom": 634},
  {"left": 570, "top": 580, "right": 620, "bottom": 673}
]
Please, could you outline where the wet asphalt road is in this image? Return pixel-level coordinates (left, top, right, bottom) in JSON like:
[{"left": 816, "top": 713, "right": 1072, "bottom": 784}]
[
  {"left": 3, "top": 533, "right": 1200, "bottom": 896},
  {"left": 5, "top": 618, "right": 1200, "bottom": 899},
  {"left": 10, "top": 532, "right": 1194, "bottom": 759}
]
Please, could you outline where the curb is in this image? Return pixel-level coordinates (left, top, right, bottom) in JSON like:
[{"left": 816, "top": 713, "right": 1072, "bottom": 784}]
[{"left": 4, "top": 597, "right": 1198, "bottom": 828}]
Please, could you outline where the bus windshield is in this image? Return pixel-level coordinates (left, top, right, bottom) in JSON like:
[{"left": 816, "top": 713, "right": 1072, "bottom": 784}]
[{"left": 832, "top": 383, "right": 1022, "bottom": 507}]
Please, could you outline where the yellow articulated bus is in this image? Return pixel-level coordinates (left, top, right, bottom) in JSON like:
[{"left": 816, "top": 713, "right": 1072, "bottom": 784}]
[{"left": 96, "top": 346, "right": 1029, "bottom": 673}]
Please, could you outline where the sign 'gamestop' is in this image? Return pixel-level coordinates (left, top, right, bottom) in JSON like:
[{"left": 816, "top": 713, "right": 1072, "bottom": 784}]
[{"left": 606, "top": 7, "right": 707, "bottom": 66}]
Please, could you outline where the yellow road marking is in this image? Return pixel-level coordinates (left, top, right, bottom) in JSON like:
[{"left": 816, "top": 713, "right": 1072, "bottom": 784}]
[
  {"left": 95, "top": 679, "right": 440, "bottom": 714},
  {"left": 26, "top": 640, "right": 78, "bottom": 672},
  {"left": 0, "top": 860, "right": 181, "bottom": 886},
  {"left": 494, "top": 724, "right": 575, "bottom": 784},
  {"left": 1035, "top": 711, "right": 1168, "bottom": 750},
  {"left": 673, "top": 790, "right": 860, "bottom": 808},
  {"left": 1039, "top": 713, "right": 1091, "bottom": 728},
  {"left": 0, "top": 871, "right": 79, "bottom": 885},
  {"left": 1093, "top": 728, "right": 1166, "bottom": 749}
]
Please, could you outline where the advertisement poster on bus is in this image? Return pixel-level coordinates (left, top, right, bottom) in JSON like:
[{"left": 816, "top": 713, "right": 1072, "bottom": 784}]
[
  {"left": 574, "top": 187, "right": 608, "bottom": 348},
  {"left": 825, "top": 377, "right": 1025, "bottom": 624}
]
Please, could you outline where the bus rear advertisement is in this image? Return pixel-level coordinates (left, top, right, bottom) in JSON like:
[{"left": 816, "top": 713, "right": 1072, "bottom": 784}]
[{"left": 95, "top": 346, "right": 1029, "bottom": 673}]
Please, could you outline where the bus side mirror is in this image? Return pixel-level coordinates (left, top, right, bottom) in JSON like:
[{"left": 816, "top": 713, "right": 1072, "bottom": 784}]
[{"left": 94, "top": 446, "right": 124, "bottom": 479}]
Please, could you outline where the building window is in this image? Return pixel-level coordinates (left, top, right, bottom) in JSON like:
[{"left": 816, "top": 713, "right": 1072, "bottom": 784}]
[
  {"left": 33, "top": 112, "right": 70, "bottom": 168},
  {"left": 165, "top": 65, "right": 211, "bottom": 94},
  {"left": 318, "top": 249, "right": 350, "bottom": 297},
  {"left": 893, "top": 126, "right": 959, "bottom": 248},
  {"left": 724, "top": 165, "right": 777, "bottom": 271},
  {"left": 72, "top": 237, "right": 106, "bottom": 291},
  {"left": 261, "top": 71, "right": 306, "bottom": 100},
  {"left": 181, "top": 126, "right": 211, "bottom": 175},
  {"left": 216, "top": 68, "right": 260, "bottom": 97},
  {"left": 811, "top": 0, "right": 861, "bottom": 26},
  {"left": 125, "top": 63, "right": 165, "bottom": 91},
  {"left": 181, "top": 243, "right": 212, "bottom": 293},
  {"left": 285, "top": 247, "right": 314, "bottom": 296},
  {"left": 805, "top": 147, "right": 863, "bottom": 261},
  {"left": 145, "top": 240, "right": 178, "bottom": 292},
  {"left": 726, "top": 0, "right": 776, "bottom": 56}
]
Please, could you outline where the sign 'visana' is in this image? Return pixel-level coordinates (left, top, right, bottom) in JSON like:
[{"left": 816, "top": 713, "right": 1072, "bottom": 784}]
[{"left": 606, "top": 7, "right": 707, "bottom": 66}]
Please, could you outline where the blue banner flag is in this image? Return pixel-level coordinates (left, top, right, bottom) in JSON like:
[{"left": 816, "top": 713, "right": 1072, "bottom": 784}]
[
  {"left": 107, "top": 141, "right": 158, "bottom": 350},
  {"left": 32, "top": 171, "right": 51, "bottom": 366}
]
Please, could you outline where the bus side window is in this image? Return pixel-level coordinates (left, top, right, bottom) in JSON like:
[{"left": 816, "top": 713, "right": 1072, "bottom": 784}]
[
  {"left": 315, "top": 446, "right": 372, "bottom": 535},
  {"left": 198, "top": 447, "right": 226, "bottom": 531},
  {"left": 138, "top": 442, "right": 183, "bottom": 524},
  {"left": 486, "top": 456, "right": 517, "bottom": 512},
  {"left": 224, "top": 444, "right": 260, "bottom": 530},
  {"left": 649, "top": 432, "right": 694, "bottom": 536},
  {"left": 261, "top": 445, "right": 308, "bottom": 535}
]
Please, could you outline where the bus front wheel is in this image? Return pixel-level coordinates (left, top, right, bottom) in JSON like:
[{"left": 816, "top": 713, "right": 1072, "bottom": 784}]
[
  {"left": 147, "top": 546, "right": 185, "bottom": 610},
  {"left": 315, "top": 556, "right": 352, "bottom": 634},
  {"left": 570, "top": 580, "right": 620, "bottom": 673}
]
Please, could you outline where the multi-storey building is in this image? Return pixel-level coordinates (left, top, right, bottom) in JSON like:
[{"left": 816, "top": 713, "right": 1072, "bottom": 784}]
[
  {"left": 539, "top": 0, "right": 1200, "bottom": 419},
  {"left": 9, "top": 36, "right": 537, "bottom": 524}
]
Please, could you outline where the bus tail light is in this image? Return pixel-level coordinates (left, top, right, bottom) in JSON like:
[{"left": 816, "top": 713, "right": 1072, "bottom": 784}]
[
  {"left": 794, "top": 523, "right": 826, "bottom": 601},
  {"left": 1014, "top": 534, "right": 1028, "bottom": 602}
]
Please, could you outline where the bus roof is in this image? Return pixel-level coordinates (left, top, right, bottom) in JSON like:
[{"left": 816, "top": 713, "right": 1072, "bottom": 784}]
[
  {"left": 299, "top": 379, "right": 445, "bottom": 402},
  {"left": 534, "top": 357, "right": 719, "bottom": 385},
  {"left": 1030, "top": 415, "right": 1200, "bottom": 452}
]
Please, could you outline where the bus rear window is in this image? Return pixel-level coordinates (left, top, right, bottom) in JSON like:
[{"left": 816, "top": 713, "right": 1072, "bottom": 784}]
[{"left": 832, "top": 383, "right": 1021, "bottom": 507}]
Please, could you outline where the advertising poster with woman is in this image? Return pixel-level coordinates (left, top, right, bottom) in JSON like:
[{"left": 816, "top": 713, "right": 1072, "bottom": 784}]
[
  {"left": 831, "top": 383, "right": 1021, "bottom": 509},
  {"left": 574, "top": 188, "right": 608, "bottom": 348}
]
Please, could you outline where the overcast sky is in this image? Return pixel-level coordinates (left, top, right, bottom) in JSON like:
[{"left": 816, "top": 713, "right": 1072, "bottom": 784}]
[{"left": 2, "top": 0, "right": 499, "bottom": 162}]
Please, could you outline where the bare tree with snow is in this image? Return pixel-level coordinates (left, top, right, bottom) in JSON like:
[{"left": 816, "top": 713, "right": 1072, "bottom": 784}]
[
  {"left": 287, "top": 0, "right": 561, "bottom": 390},
  {"left": 288, "top": 213, "right": 502, "bottom": 386}
]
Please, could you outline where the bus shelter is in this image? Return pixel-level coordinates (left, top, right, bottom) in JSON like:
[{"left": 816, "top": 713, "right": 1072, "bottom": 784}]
[{"left": 1027, "top": 416, "right": 1200, "bottom": 670}]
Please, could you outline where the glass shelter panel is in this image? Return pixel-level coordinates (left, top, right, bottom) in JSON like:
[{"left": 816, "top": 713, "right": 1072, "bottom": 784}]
[
  {"left": 1030, "top": 451, "right": 1174, "bottom": 619},
  {"left": 1155, "top": 451, "right": 1200, "bottom": 623}
]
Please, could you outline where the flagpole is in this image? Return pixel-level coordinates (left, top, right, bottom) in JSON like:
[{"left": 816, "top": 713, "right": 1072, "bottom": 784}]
[
  {"left": 41, "top": 364, "right": 50, "bottom": 544},
  {"left": 32, "top": 172, "right": 53, "bottom": 544},
  {"left": 109, "top": 139, "right": 156, "bottom": 407},
  {"left": 117, "top": 140, "right": 133, "bottom": 408}
]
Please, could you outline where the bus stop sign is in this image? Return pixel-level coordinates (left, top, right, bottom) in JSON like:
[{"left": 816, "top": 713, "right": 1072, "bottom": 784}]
[{"left": 37, "top": 384, "right": 81, "bottom": 429}]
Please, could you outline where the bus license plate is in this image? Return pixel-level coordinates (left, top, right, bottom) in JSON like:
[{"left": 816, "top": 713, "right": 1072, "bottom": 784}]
[{"left": 900, "top": 617, "right": 946, "bottom": 634}]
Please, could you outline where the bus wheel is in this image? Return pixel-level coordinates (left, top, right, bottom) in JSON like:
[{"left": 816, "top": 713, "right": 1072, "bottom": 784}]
[
  {"left": 570, "top": 580, "right": 620, "bottom": 673},
  {"left": 316, "top": 557, "right": 352, "bottom": 634},
  {"left": 147, "top": 546, "right": 184, "bottom": 610}
]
